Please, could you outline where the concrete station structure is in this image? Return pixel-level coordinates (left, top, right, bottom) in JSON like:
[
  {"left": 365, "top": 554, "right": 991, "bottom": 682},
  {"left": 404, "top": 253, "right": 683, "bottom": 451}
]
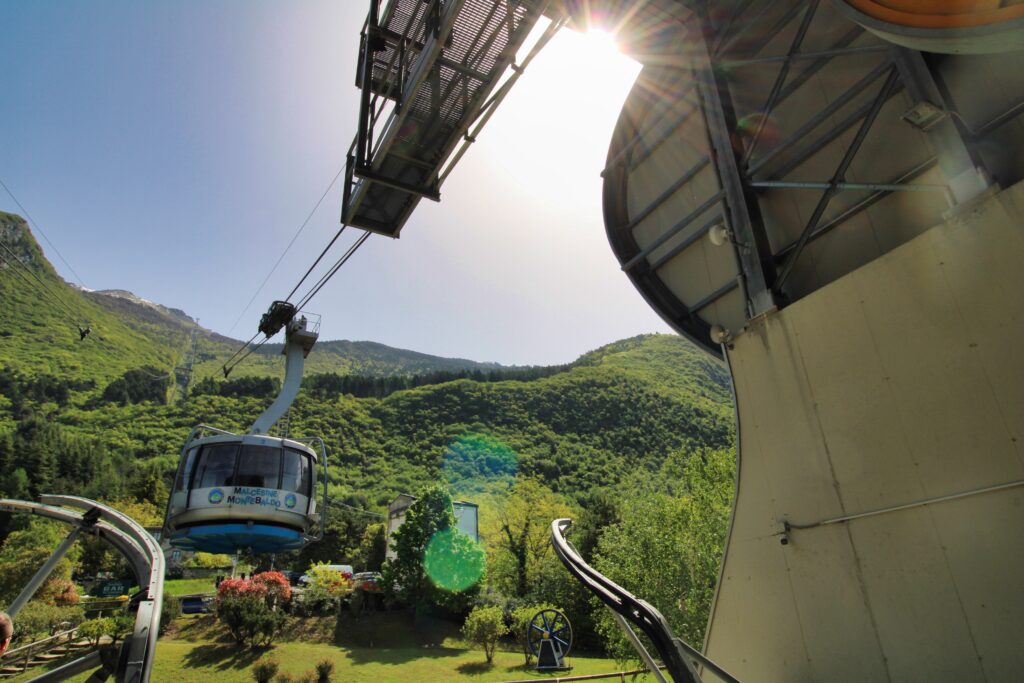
[{"left": 343, "top": 1, "right": 1024, "bottom": 680}]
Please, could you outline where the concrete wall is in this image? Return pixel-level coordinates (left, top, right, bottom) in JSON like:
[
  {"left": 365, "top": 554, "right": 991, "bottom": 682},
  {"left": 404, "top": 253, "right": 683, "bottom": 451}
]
[{"left": 703, "top": 180, "right": 1024, "bottom": 682}]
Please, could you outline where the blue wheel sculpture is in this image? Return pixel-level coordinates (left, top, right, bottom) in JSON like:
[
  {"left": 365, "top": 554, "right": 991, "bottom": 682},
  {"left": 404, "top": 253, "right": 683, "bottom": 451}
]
[{"left": 528, "top": 608, "right": 572, "bottom": 670}]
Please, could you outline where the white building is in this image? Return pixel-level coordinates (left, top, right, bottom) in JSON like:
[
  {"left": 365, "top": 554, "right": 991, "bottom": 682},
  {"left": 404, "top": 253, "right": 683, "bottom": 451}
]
[{"left": 385, "top": 493, "right": 479, "bottom": 561}]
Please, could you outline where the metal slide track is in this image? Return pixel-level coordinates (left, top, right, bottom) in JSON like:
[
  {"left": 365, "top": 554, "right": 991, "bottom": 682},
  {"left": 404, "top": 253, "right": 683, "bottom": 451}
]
[
  {"left": 343, "top": 0, "right": 550, "bottom": 237},
  {"left": 551, "top": 519, "right": 742, "bottom": 683}
]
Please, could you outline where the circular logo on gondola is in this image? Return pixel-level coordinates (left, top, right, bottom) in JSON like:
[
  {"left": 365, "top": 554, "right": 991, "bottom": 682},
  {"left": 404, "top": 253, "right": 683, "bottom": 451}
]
[
  {"left": 284, "top": 493, "right": 297, "bottom": 509},
  {"left": 208, "top": 488, "right": 224, "bottom": 504}
]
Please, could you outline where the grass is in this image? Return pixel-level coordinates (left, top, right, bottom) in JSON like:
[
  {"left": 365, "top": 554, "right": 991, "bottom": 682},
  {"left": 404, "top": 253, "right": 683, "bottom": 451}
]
[
  {"left": 163, "top": 578, "right": 218, "bottom": 597},
  {"left": 7, "top": 614, "right": 654, "bottom": 683}
]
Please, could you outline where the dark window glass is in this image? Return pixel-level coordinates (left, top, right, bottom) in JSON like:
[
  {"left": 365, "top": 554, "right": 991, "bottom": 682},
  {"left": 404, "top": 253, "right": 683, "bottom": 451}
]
[
  {"left": 175, "top": 447, "right": 198, "bottom": 492},
  {"left": 194, "top": 444, "right": 238, "bottom": 488},
  {"left": 299, "top": 455, "right": 312, "bottom": 496},
  {"left": 235, "top": 445, "right": 281, "bottom": 488},
  {"left": 281, "top": 450, "right": 312, "bottom": 495}
]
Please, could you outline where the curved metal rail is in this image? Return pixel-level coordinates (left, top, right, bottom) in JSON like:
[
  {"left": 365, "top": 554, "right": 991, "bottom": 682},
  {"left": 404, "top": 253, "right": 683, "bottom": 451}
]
[
  {"left": 550, "top": 519, "right": 741, "bottom": 683},
  {"left": 0, "top": 497, "right": 164, "bottom": 683}
]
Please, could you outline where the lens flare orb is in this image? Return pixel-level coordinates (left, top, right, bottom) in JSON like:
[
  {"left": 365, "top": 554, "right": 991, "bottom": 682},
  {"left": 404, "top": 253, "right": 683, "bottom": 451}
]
[{"left": 423, "top": 527, "right": 485, "bottom": 592}]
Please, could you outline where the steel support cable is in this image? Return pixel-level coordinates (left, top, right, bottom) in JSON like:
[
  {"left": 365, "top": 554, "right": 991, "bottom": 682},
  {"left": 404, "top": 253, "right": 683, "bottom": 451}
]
[
  {"left": 220, "top": 330, "right": 262, "bottom": 374},
  {"left": 0, "top": 177, "right": 87, "bottom": 289},
  {"left": 285, "top": 226, "right": 346, "bottom": 303},
  {"left": 225, "top": 163, "right": 347, "bottom": 337},
  {"left": 294, "top": 231, "right": 371, "bottom": 311},
  {"left": 222, "top": 335, "right": 272, "bottom": 378},
  {"left": 0, "top": 240, "right": 85, "bottom": 324}
]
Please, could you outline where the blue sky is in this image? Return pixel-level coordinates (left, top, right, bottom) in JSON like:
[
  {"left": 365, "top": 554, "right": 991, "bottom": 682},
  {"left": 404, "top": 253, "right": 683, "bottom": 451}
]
[{"left": 1, "top": 0, "right": 672, "bottom": 366}]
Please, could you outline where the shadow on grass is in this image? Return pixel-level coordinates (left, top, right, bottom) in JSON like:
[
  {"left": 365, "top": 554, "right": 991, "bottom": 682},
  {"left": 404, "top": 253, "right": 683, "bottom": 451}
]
[
  {"left": 456, "top": 661, "right": 494, "bottom": 675},
  {"left": 181, "top": 643, "right": 263, "bottom": 671},
  {"left": 344, "top": 645, "right": 464, "bottom": 666}
]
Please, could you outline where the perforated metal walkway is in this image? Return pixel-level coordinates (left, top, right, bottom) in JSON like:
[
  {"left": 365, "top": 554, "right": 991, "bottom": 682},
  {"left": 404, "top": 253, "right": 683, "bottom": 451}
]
[{"left": 343, "top": 0, "right": 552, "bottom": 237}]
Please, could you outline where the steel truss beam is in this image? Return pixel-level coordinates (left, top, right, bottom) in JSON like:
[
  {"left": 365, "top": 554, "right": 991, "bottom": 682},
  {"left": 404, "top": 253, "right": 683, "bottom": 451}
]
[
  {"left": 695, "top": 3, "right": 777, "bottom": 318},
  {"left": 741, "top": 0, "right": 820, "bottom": 166},
  {"left": 775, "top": 67, "right": 901, "bottom": 289}
]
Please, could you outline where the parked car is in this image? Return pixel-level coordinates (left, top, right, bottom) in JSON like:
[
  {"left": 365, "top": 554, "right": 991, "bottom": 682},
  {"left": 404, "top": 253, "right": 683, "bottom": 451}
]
[
  {"left": 299, "top": 564, "right": 354, "bottom": 584},
  {"left": 180, "top": 596, "right": 213, "bottom": 614},
  {"left": 282, "top": 570, "right": 303, "bottom": 586},
  {"left": 352, "top": 571, "right": 382, "bottom": 593}
]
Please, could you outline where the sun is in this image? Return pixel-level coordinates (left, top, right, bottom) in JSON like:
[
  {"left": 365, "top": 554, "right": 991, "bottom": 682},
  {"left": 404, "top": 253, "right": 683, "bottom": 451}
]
[{"left": 579, "top": 28, "right": 621, "bottom": 56}]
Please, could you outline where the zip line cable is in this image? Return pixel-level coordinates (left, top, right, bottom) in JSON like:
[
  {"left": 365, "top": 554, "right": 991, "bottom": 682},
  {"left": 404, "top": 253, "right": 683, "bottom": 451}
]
[
  {"left": 0, "top": 177, "right": 88, "bottom": 289},
  {"left": 0, "top": 249, "right": 75, "bottom": 319},
  {"left": 0, "top": 240, "right": 85, "bottom": 324},
  {"left": 226, "top": 163, "right": 347, "bottom": 337}
]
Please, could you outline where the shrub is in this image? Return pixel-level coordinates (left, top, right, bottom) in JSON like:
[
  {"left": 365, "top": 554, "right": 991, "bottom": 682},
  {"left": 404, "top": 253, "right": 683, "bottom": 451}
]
[
  {"left": 39, "top": 578, "right": 79, "bottom": 606},
  {"left": 78, "top": 617, "right": 116, "bottom": 646},
  {"left": 13, "top": 603, "right": 85, "bottom": 643},
  {"left": 461, "top": 606, "right": 509, "bottom": 664},
  {"left": 252, "top": 657, "right": 279, "bottom": 683},
  {"left": 217, "top": 573, "right": 290, "bottom": 648},
  {"left": 315, "top": 658, "right": 334, "bottom": 683},
  {"left": 297, "top": 564, "right": 350, "bottom": 615},
  {"left": 511, "top": 604, "right": 559, "bottom": 665},
  {"left": 274, "top": 673, "right": 314, "bottom": 683},
  {"left": 111, "top": 615, "right": 135, "bottom": 642},
  {"left": 251, "top": 571, "right": 292, "bottom": 605},
  {"left": 184, "top": 552, "right": 234, "bottom": 569},
  {"left": 217, "top": 594, "right": 285, "bottom": 648},
  {"left": 160, "top": 593, "right": 182, "bottom": 635}
]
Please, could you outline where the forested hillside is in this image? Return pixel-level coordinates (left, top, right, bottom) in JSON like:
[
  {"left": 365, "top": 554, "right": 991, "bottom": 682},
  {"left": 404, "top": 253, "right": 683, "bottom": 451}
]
[{"left": 0, "top": 214, "right": 736, "bottom": 656}]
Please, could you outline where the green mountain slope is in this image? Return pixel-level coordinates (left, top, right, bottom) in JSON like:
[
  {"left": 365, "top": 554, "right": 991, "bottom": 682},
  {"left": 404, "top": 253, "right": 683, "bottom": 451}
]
[
  {"left": 0, "top": 212, "right": 733, "bottom": 509},
  {"left": 0, "top": 211, "right": 186, "bottom": 386},
  {"left": 0, "top": 214, "right": 515, "bottom": 393}
]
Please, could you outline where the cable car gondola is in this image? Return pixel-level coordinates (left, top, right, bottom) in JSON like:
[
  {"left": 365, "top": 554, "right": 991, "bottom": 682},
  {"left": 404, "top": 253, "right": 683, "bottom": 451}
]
[{"left": 163, "top": 313, "right": 328, "bottom": 554}]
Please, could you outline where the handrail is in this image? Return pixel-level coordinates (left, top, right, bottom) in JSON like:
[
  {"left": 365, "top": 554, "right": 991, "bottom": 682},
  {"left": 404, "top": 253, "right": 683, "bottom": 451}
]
[
  {"left": 550, "top": 519, "right": 742, "bottom": 683},
  {"left": 0, "top": 627, "right": 78, "bottom": 663},
  {"left": 498, "top": 665, "right": 666, "bottom": 683}
]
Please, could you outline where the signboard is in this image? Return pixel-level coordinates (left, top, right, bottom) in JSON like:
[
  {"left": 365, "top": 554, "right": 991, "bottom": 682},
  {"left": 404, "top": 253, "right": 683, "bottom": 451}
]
[{"left": 96, "top": 579, "right": 130, "bottom": 597}]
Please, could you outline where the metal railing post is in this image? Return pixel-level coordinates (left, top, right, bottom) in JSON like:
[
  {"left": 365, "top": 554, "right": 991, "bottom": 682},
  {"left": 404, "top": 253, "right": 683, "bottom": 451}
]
[{"left": 6, "top": 527, "right": 82, "bottom": 618}]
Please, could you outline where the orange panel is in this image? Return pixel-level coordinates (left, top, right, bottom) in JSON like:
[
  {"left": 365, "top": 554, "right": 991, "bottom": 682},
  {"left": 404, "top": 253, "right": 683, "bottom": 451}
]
[{"left": 845, "top": 0, "right": 1024, "bottom": 28}]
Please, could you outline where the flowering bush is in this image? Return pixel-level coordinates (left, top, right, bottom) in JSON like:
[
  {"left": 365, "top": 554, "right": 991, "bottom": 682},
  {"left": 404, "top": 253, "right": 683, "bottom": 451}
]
[
  {"left": 296, "top": 564, "right": 351, "bottom": 615},
  {"left": 216, "top": 572, "right": 291, "bottom": 648},
  {"left": 252, "top": 571, "right": 292, "bottom": 604}
]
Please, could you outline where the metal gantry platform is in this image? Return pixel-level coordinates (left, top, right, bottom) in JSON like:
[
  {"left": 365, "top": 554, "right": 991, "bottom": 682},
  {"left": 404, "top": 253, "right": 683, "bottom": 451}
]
[{"left": 342, "top": 0, "right": 558, "bottom": 237}]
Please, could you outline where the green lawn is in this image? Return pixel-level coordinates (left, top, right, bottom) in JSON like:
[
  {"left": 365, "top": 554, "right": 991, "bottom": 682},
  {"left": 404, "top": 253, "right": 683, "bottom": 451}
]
[
  {"left": 8, "top": 641, "right": 651, "bottom": 683},
  {"left": 163, "top": 578, "right": 217, "bottom": 597},
  {"left": 7, "top": 613, "right": 653, "bottom": 683}
]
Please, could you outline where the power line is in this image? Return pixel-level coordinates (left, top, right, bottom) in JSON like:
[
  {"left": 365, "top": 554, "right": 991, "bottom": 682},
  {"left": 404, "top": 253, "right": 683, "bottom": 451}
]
[
  {"left": 326, "top": 498, "right": 386, "bottom": 519},
  {"left": 226, "top": 163, "right": 347, "bottom": 337},
  {"left": 0, "top": 177, "right": 87, "bottom": 289}
]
